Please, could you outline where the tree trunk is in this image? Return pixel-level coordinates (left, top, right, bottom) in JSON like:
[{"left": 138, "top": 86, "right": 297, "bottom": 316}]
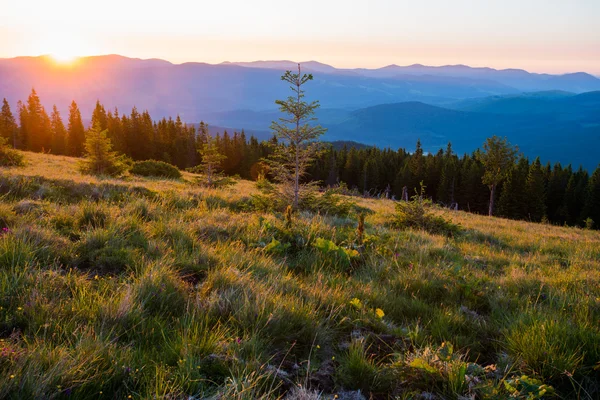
[{"left": 488, "top": 183, "right": 496, "bottom": 216}]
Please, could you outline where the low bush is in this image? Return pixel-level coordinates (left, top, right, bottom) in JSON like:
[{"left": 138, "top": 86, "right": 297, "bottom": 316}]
[
  {"left": 0, "top": 138, "right": 24, "bottom": 167},
  {"left": 131, "top": 160, "right": 182, "bottom": 179},
  {"left": 393, "top": 183, "right": 460, "bottom": 236}
]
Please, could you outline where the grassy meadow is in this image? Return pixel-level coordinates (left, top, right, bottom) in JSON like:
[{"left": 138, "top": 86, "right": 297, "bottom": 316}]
[{"left": 0, "top": 151, "right": 599, "bottom": 399}]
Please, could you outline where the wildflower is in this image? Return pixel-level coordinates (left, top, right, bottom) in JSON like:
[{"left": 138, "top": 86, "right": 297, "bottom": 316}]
[
  {"left": 316, "top": 345, "right": 320, "bottom": 349},
  {"left": 94, "top": 275, "right": 99, "bottom": 280},
  {"left": 349, "top": 298, "right": 362, "bottom": 310},
  {"left": 9, "top": 375, "right": 15, "bottom": 379},
  {"left": 17, "top": 307, "right": 22, "bottom": 311},
  {"left": 332, "top": 356, "right": 335, "bottom": 360},
  {"left": 375, "top": 308, "right": 385, "bottom": 318}
]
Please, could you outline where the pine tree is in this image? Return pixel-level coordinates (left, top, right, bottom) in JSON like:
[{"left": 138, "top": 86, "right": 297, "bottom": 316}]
[
  {"left": 79, "top": 123, "right": 126, "bottom": 176},
  {"left": 50, "top": 105, "right": 67, "bottom": 155},
  {"left": 67, "top": 101, "right": 85, "bottom": 156},
  {"left": 269, "top": 64, "right": 326, "bottom": 208},
  {"left": 437, "top": 143, "right": 458, "bottom": 206},
  {"left": 22, "top": 89, "right": 52, "bottom": 152},
  {"left": 477, "top": 136, "right": 518, "bottom": 216},
  {"left": 90, "top": 100, "right": 108, "bottom": 131},
  {"left": 546, "top": 163, "right": 569, "bottom": 223},
  {"left": 525, "top": 157, "right": 547, "bottom": 222},
  {"left": 0, "top": 99, "right": 18, "bottom": 148},
  {"left": 498, "top": 157, "right": 529, "bottom": 219},
  {"left": 582, "top": 164, "right": 600, "bottom": 228},
  {"left": 196, "top": 125, "right": 226, "bottom": 186}
]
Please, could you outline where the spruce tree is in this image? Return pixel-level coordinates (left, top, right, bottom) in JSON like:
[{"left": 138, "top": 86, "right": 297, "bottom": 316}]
[
  {"left": 90, "top": 100, "right": 108, "bottom": 130},
  {"left": 477, "top": 136, "right": 518, "bottom": 216},
  {"left": 67, "top": 101, "right": 85, "bottom": 156},
  {"left": 196, "top": 124, "right": 226, "bottom": 186},
  {"left": 582, "top": 165, "right": 600, "bottom": 228},
  {"left": 437, "top": 143, "right": 457, "bottom": 206},
  {"left": 23, "top": 89, "right": 52, "bottom": 152},
  {"left": 525, "top": 157, "right": 547, "bottom": 222},
  {"left": 269, "top": 64, "right": 326, "bottom": 208},
  {"left": 498, "top": 157, "right": 529, "bottom": 219},
  {"left": 0, "top": 99, "right": 18, "bottom": 148},
  {"left": 79, "top": 123, "right": 126, "bottom": 176},
  {"left": 50, "top": 105, "right": 67, "bottom": 155}
]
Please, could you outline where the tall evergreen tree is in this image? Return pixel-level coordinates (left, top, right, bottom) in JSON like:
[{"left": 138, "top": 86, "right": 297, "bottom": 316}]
[
  {"left": 477, "top": 136, "right": 518, "bottom": 216},
  {"left": 498, "top": 157, "right": 529, "bottom": 219},
  {"left": 23, "top": 89, "right": 52, "bottom": 152},
  {"left": 0, "top": 99, "right": 18, "bottom": 148},
  {"left": 50, "top": 105, "right": 67, "bottom": 155},
  {"left": 269, "top": 64, "right": 326, "bottom": 208},
  {"left": 67, "top": 101, "right": 85, "bottom": 156},
  {"left": 437, "top": 143, "right": 458, "bottom": 206},
  {"left": 582, "top": 165, "right": 600, "bottom": 227},
  {"left": 90, "top": 100, "right": 108, "bottom": 130},
  {"left": 525, "top": 157, "right": 547, "bottom": 221}
]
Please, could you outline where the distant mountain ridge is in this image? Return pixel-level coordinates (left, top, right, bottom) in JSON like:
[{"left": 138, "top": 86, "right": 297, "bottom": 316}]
[{"left": 0, "top": 54, "right": 599, "bottom": 170}]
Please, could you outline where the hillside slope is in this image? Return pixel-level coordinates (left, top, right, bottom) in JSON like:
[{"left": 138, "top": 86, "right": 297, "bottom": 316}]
[{"left": 0, "top": 151, "right": 599, "bottom": 398}]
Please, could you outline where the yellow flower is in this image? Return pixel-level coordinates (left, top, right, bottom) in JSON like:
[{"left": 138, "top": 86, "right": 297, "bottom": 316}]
[
  {"left": 9, "top": 375, "right": 15, "bottom": 379},
  {"left": 17, "top": 307, "right": 22, "bottom": 311},
  {"left": 332, "top": 356, "right": 335, "bottom": 360},
  {"left": 94, "top": 275, "right": 99, "bottom": 280},
  {"left": 349, "top": 298, "right": 362, "bottom": 309},
  {"left": 316, "top": 345, "right": 320, "bottom": 349},
  {"left": 375, "top": 308, "right": 385, "bottom": 318}
]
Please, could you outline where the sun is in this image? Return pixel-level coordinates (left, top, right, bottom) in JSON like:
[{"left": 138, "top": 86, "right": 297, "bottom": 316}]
[
  {"left": 37, "top": 33, "right": 91, "bottom": 65},
  {"left": 50, "top": 50, "right": 79, "bottom": 64}
]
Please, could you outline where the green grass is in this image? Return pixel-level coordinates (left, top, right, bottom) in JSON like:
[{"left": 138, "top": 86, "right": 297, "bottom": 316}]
[{"left": 0, "top": 150, "right": 599, "bottom": 399}]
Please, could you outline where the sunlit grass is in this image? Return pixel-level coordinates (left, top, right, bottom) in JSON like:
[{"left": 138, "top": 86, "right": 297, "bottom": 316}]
[{"left": 0, "top": 150, "right": 599, "bottom": 398}]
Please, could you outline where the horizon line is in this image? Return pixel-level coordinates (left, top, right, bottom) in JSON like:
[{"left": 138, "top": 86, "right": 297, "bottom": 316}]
[{"left": 2, "top": 53, "right": 599, "bottom": 77}]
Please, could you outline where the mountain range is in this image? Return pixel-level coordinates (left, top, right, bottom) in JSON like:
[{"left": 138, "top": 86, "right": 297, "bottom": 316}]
[{"left": 0, "top": 55, "right": 599, "bottom": 169}]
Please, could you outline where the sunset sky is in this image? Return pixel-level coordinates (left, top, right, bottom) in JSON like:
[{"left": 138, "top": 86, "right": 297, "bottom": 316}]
[{"left": 2, "top": 0, "right": 599, "bottom": 74}]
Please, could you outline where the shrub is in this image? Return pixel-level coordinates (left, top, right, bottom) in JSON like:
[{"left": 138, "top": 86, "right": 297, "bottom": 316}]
[
  {"left": 0, "top": 137, "right": 24, "bottom": 167},
  {"left": 393, "top": 183, "right": 460, "bottom": 236},
  {"left": 131, "top": 160, "right": 182, "bottom": 179}
]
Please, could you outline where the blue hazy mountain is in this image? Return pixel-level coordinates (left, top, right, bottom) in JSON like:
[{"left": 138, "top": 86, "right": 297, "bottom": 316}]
[
  {"left": 0, "top": 55, "right": 599, "bottom": 169},
  {"left": 2, "top": 55, "right": 600, "bottom": 120}
]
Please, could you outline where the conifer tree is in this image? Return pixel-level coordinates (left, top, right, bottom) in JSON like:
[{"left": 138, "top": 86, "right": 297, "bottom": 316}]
[
  {"left": 79, "top": 123, "right": 126, "bottom": 176},
  {"left": 22, "top": 89, "right": 52, "bottom": 152},
  {"left": 498, "top": 157, "right": 529, "bottom": 219},
  {"left": 50, "top": 105, "right": 67, "bottom": 155},
  {"left": 269, "top": 64, "right": 326, "bottom": 208},
  {"left": 0, "top": 99, "right": 18, "bottom": 148},
  {"left": 525, "top": 157, "right": 547, "bottom": 221},
  {"left": 67, "top": 101, "right": 85, "bottom": 156},
  {"left": 91, "top": 100, "right": 108, "bottom": 130},
  {"left": 196, "top": 124, "right": 226, "bottom": 186},
  {"left": 477, "top": 136, "right": 518, "bottom": 216},
  {"left": 437, "top": 143, "right": 457, "bottom": 205},
  {"left": 582, "top": 165, "right": 600, "bottom": 228}
]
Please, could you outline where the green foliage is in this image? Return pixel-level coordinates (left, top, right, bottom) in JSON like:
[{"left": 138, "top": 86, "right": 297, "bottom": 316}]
[
  {"left": 504, "top": 375, "right": 555, "bottom": 399},
  {"left": 394, "top": 183, "right": 461, "bottom": 236},
  {"left": 79, "top": 123, "right": 127, "bottom": 176},
  {"left": 313, "top": 237, "right": 359, "bottom": 268},
  {"left": 130, "top": 159, "right": 182, "bottom": 179},
  {"left": 0, "top": 137, "right": 24, "bottom": 167},
  {"left": 269, "top": 64, "right": 326, "bottom": 208}
]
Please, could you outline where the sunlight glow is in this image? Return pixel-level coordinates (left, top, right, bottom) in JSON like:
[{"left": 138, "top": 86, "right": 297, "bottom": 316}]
[{"left": 36, "top": 32, "right": 91, "bottom": 65}]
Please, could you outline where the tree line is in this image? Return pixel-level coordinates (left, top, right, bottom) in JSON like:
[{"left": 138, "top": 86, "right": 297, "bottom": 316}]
[{"left": 1, "top": 89, "right": 598, "bottom": 228}]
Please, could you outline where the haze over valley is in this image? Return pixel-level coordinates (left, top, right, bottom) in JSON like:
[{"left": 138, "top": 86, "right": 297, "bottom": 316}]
[{"left": 2, "top": 54, "right": 599, "bottom": 169}]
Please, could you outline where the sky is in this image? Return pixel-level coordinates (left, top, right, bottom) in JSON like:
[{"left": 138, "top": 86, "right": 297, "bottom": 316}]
[{"left": 1, "top": 0, "right": 599, "bottom": 74}]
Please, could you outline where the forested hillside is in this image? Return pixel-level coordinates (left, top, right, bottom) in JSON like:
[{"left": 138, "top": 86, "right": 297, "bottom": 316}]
[{"left": 1, "top": 91, "right": 599, "bottom": 229}]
